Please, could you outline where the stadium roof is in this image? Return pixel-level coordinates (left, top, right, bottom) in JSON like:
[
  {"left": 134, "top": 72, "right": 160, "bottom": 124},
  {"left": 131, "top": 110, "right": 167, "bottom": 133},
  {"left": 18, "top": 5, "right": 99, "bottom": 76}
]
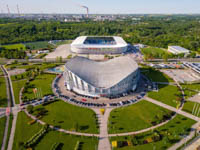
[
  {"left": 66, "top": 56, "right": 138, "bottom": 89},
  {"left": 71, "top": 36, "right": 128, "bottom": 48}
]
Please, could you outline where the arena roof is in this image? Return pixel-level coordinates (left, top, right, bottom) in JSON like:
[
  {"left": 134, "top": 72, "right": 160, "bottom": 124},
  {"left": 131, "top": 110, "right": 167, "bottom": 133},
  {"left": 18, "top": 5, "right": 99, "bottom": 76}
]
[
  {"left": 65, "top": 56, "right": 138, "bottom": 88},
  {"left": 71, "top": 36, "right": 128, "bottom": 48}
]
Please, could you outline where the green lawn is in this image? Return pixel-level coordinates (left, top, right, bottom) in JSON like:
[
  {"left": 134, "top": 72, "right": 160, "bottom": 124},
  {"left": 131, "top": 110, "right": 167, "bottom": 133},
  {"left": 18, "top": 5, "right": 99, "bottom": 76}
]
[
  {"left": 140, "top": 67, "right": 173, "bottom": 83},
  {"left": 23, "top": 73, "right": 56, "bottom": 101},
  {"left": 35, "top": 131, "right": 98, "bottom": 150},
  {"left": 141, "top": 47, "right": 169, "bottom": 59},
  {"left": 0, "top": 117, "right": 6, "bottom": 147},
  {"left": 182, "top": 101, "right": 200, "bottom": 117},
  {"left": 181, "top": 83, "right": 200, "bottom": 99},
  {"left": 12, "top": 80, "right": 27, "bottom": 104},
  {"left": 110, "top": 115, "right": 196, "bottom": 150},
  {"left": 148, "top": 85, "right": 181, "bottom": 108},
  {"left": 109, "top": 100, "right": 172, "bottom": 133},
  {"left": 24, "top": 41, "right": 52, "bottom": 50},
  {"left": 12, "top": 111, "right": 43, "bottom": 150},
  {"left": 32, "top": 100, "right": 99, "bottom": 134},
  {"left": 13, "top": 111, "right": 98, "bottom": 150},
  {"left": 1, "top": 43, "right": 26, "bottom": 50},
  {"left": 0, "top": 77, "right": 7, "bottom": 107}
]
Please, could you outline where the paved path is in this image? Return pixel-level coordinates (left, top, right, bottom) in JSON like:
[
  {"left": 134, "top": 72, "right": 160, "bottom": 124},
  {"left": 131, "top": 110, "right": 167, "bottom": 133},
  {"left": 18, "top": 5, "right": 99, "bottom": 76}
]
[
  {"left": 183, "top": 135, "right": 200, "bottom": 150},
  {"left": 145, "top": 96, "right": 200, "bottom": 121},
  {"left": 2, "top": 66, "right": 17, "bottom": 150},
  {"left": 93, "top": 108, "right": 112, "bottom": 150},
  {"left": 24, "top": 109, "right": 99, "bottom": 137},
  {"left": 168, "top": 122, "right": 200, "bottom": 150},
  {"left": 1, "top": 65, "right": 11, "bottom": 150}
]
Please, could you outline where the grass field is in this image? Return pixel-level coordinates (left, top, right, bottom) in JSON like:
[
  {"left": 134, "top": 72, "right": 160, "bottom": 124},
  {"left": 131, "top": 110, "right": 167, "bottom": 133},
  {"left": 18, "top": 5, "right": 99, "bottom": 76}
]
[
  {"left": 0, "top": 76, "right": 7, "bottom": 107},
  {"left": 140, "top": 67, "right": 173, "bottom": 83},
  {"left": 141, "top": 47, "right": 169, "bottom": 59},
  {"left": 0, "top": 117, "right": 6, "bottom": 147},
  {"left": 1, "top": 43, "right": 26, "bottom": 50},
  {"left": 23, "top": 73, "right": 56, "bottom": 100},
  {"left": 24, "top": 41, "right": 52, "bottom": 50},
  {"left": 35, "top": 131, "right": 98, "bottom": 150},
  {"left": 181, "top": 83, "right": 200, "bottom": 99},
  {"left": 110, "top": 115, "right": 196, "bottom": 150},
  {"left": 12, "top": 111, "right": 45, "bottom": 150},
  {"left": 32, "top": 100, "right": 99, "bottom": 133},
  {"left": 148, "top": 85, "right": 181, "bottom": 108},
  {"left": 13, "top": 111, "right": 98, "bottom": 150},
  {"left": 182, "top": 101, "right": 200, "bottom": 117},
  {"left": 12, "top": 80, "right": 27, "bottom": 104},
  {"left": 108, "top": 100, "right": 172, "bottom": 133}
]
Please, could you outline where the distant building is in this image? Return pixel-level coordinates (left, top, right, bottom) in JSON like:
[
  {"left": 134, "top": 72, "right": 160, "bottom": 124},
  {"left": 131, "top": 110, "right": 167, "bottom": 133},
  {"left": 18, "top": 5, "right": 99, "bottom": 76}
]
[
  {"left": 168, "top": 46, "right": 190, "bottom": 55},
  {"left": 37, "top": 50, "right": 49, "bottom": 54}
]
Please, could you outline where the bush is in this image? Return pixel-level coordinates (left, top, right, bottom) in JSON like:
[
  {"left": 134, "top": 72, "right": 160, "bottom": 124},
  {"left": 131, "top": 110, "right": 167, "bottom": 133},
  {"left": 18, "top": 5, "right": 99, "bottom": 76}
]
[
  {"left": 24, "top": 124, "right": 49, "bottom": 148},
  {"left": 51, "top": 142, "right": 61, "bottom": 150},
  {"left": 27, "top": 105, "right": 34, "bottom": 114}
]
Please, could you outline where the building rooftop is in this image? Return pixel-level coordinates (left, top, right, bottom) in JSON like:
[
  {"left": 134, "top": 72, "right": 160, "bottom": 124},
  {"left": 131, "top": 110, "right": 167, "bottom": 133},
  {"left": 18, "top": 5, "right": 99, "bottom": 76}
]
[
  {"left": 71, "top": 36, "right": 128, "bottom": 48},
  {"left": 66, "top": 56, "right": 138, "bottom": 88},
  {"left": 169, "top": 46, "right": 190, "bottom": 52}
]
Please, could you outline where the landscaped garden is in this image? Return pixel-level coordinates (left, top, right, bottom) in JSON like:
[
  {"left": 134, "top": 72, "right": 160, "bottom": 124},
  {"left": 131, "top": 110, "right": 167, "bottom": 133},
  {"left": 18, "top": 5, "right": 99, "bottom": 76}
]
[
  {"left": 148, "top": 84, "right": 182, "bottom": 108},
  {"left": 31, "top": 100, "right": 99, "bottom": 133},
  {"left": 22, "top": 73, "right": 56, "bottom": 101},
  {"left": 13, "top": 111, "right": 98, "bottom": 150},
  {"left": 110, "top": 115, "right": 196, "bottom": 150},
  {"left": 108, "top": 100, "right": 174, "bottom": 133},
  {"left": 0, "top": 76, "right": 7, "bottom": 107},
  {"left": 0, "top": 116, "right": 6, "bottom": 147}
]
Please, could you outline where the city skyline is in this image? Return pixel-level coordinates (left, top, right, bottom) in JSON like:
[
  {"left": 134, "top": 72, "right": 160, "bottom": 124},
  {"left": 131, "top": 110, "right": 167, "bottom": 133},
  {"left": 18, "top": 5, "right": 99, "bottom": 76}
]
[{"left": 1, "top": 0, "right": 200, "bottom": 14}]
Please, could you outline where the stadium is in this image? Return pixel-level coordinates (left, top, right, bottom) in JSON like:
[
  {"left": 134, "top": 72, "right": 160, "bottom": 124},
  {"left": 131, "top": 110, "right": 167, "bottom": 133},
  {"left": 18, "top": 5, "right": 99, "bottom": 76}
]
[
  {"left": 70, "top": 36, "right": 128, "bottom": 54},
  {"left": 63, "top": 56, "right": 140, "bottom": 97}
]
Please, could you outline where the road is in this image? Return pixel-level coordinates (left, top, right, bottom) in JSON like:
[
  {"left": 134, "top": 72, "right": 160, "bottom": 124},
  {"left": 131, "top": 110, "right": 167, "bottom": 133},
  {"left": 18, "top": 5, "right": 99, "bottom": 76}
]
[
  {"left": 0, "top": 65, "right": 11, "bottom": 150},
  {"left": 1, "top": 66, "right": 17, "bottom": 150}
]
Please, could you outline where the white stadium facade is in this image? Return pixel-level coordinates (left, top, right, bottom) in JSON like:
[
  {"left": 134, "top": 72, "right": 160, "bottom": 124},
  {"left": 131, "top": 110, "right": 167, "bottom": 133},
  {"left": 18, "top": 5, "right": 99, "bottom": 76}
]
[
  {"left": 71, "top": 36, "right": 128, "bottom": 54},
  {"left": 64, "top": 56, "right": 140, "bottom": 97}
]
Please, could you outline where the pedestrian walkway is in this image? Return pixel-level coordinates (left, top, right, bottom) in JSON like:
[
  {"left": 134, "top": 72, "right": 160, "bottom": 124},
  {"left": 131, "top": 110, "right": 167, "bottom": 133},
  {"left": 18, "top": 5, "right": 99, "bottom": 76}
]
[
  {"left": 144, "top": 97, "right": 200, "bottom": 121},
  {"left": 93, "top": 108, "right": 113, "bottom": 150},
  {"left": 168, "top": 122, "right": 200, "bottom": 150}
]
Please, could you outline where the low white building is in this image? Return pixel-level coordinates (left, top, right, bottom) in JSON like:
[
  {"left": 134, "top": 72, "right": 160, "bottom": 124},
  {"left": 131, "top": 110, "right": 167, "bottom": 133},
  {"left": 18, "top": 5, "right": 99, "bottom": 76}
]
[
  {"left": 168, "top": 46, "right": 190, "bottom": 55},
  {"left": 37, "top": 50, "right": 49, "bottom": 54}
]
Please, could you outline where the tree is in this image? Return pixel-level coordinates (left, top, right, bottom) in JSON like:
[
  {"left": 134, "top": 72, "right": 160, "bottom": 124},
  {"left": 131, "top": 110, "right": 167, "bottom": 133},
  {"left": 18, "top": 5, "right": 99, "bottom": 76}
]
[
  {"left": 163, "top": 53, "right": 168, "bottom": 62},
  {"left": 26, "top": 105, "right": 34, "bottom": 114}
]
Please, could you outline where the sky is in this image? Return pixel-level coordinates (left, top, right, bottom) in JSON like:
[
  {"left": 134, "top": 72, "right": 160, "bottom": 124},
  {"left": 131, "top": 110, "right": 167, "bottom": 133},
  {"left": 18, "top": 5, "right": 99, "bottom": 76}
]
[{"left": 1, "top": 0, "right": 200, "bottom": 14}]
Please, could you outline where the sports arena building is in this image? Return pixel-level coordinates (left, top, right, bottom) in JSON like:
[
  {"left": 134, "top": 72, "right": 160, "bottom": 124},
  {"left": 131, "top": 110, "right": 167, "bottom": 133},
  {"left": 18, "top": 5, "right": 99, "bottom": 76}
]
[
  {"left": 71, "top": 36, "right": 128, "bottom": 54},
  {"left": 64, "top": 56, "right": 140, "bottom": 97}
]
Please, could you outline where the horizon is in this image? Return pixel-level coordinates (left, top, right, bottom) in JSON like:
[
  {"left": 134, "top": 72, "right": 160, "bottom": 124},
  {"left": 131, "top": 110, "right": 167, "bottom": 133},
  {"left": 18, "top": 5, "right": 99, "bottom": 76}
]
[{"left": 1, "top": 0, "right": 200, "bottom": 14}]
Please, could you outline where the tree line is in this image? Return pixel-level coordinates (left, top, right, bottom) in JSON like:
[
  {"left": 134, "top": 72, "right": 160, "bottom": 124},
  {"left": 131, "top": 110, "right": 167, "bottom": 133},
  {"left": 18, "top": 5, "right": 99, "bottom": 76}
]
[{"left": 0, "top": 17, "right": 200, "bottom": 52}]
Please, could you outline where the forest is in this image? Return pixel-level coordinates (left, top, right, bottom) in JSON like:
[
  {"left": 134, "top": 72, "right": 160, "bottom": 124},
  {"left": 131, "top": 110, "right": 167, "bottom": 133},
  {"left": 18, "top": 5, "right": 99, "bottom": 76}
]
[{"left": 0, "top": 16, "right": 200, "bottom": 53}]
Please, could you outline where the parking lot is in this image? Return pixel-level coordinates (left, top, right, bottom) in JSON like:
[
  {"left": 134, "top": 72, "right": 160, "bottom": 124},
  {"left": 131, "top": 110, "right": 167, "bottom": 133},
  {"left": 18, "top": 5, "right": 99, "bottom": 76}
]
[
  {"left": 52, "top": 74, "right": 149, "bottom": 108},
  {"left": 161, "top": 69, "right": 200, "bottom": 83}
]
